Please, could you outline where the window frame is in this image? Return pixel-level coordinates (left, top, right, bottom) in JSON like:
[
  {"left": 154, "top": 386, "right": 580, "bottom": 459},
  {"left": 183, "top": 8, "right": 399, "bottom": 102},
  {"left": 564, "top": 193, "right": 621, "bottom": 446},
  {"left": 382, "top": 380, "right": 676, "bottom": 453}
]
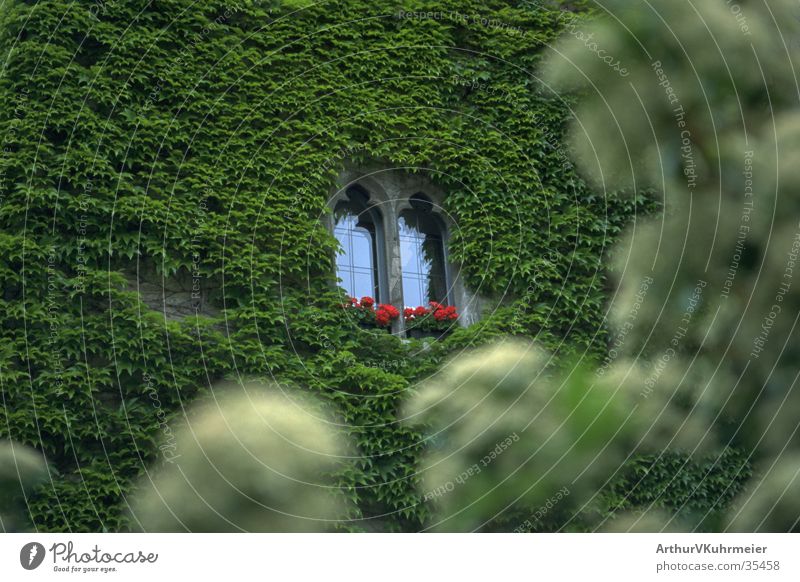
[
  {"left": 332, "top": 185, "right": 389, "bottom": 303},
  {"left": 397, "top": 194, "right": 451, "bottom": 308},
  {"left": 328, "top": 170, "right": 476, "bottom": 332}
]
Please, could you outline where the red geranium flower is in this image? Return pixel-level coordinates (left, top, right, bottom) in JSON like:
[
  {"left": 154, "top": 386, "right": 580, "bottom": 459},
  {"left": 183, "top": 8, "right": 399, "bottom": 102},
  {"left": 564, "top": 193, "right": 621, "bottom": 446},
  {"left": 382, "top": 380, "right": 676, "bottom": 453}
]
[
  {"left": 360, "top": 296, "right": 375, "bottom": 308},
  {"left": 374, "top": 304, "right": 400, "bottom": 327},
  {"left": 380, "top": 304, "right": 399, "bottom": 318},
  {"left": 404, "top": 303, "right": 459, "bottom": 332}
]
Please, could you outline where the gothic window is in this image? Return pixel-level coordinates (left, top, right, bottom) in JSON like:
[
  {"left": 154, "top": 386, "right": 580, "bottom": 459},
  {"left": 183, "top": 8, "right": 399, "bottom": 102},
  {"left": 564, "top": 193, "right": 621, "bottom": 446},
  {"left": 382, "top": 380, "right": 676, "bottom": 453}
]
[
  {"left": 331, "top": 178, "right": 465, "bottom": 331},
  {"left": 333, "top": 186, "right": 385, "bottom": 301},
  {"left": 398, "top": 193, "right": 448, "bottom": 307}
]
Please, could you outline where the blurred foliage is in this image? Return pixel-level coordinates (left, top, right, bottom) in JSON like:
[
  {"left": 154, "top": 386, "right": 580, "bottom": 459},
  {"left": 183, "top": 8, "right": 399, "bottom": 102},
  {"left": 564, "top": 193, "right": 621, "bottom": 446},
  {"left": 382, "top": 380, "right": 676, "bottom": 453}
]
[
  {"left": 0, "top": 440, "right": 48, "bottom": 531},
  {"left": 405, "top": 342, "right": 639, "bottom": 531},
  {"left": 543, "top": 0, "right": 800, "bottom": 531},
  {"left": 129, "top": 385, "right": 346, "bottom": 532},
  {"left": 405, "top": 342, "right": 751, "bottom": 532},
  {"left": 728, "top": 455, "right": 800, "bottom": 533}
]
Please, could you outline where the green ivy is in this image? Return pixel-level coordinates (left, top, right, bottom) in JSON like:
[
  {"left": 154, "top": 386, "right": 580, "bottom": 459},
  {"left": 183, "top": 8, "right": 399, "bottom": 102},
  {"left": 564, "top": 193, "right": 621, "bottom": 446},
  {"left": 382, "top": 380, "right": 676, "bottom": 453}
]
[{"left": 596, "top": 449, "right": 753, "bottom": 531}]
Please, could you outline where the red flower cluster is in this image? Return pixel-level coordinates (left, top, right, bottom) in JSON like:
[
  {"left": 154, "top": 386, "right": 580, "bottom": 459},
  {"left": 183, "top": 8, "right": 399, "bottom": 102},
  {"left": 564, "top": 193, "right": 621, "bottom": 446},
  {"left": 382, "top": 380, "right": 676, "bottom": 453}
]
[
  {"left": 404, "top": 302, "right": 459, "bottom": 323},
  {"left": 433, "top": 303, "right": 458, "bottom": 322},
  {"left": 375, "top": 304, "right": 399, "bottom": 327},
  {"left": 343, "top": 296, "right": 400, "bottom": 328}
]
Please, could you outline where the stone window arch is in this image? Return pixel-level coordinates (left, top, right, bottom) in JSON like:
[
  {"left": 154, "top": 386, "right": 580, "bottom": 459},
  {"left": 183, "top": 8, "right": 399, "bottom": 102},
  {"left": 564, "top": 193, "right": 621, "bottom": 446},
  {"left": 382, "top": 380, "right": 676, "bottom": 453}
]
[{"left": 329, "top": 168, "right": 480, "bottom": 332}]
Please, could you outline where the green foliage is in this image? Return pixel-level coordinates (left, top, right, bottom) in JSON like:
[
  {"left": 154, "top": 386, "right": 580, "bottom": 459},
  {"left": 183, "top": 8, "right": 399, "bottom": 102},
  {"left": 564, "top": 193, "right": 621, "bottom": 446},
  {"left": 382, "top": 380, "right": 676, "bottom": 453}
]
[
  {"left": 0, "top": 0, "right": 653, "bottom": 531},
  {"left": 493, "top": 448, "right": 752, "bottom": 533},
  {"left": 596, "top": 449, "right": 752, "bottom": 531}
]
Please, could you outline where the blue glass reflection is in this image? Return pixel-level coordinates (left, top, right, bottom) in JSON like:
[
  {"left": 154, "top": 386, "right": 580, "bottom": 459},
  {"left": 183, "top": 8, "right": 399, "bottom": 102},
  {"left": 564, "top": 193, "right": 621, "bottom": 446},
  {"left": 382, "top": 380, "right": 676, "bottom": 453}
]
[
  {"left": 335, "top": 211, "right": 377, "bottom": 299},
  {"left": 399, "top": 213, "right": 447, "bottom": 307}
]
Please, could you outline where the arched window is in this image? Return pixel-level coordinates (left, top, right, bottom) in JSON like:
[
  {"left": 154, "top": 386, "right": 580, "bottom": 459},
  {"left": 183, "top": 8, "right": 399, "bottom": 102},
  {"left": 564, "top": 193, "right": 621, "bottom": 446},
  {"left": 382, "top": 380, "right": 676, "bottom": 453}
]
[
  {"left": 333, "top": 186, "right": 385, "bottom": 301},
  {"left": 329, "top": 176, "right": 471, "bottom": 332},
  {"left": 399, "top": 193, "right": 448, "bottom": 307}
]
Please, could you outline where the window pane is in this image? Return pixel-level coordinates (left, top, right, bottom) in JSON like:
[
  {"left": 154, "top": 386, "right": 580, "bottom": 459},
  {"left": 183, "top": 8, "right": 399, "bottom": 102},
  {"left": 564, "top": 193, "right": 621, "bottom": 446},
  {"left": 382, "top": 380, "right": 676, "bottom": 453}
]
[
  {"left": 335, "top": 208, "right": 379, "bottom": 299},
  {"left": 399, "top": 212, "right": 447, "bottom": 307}
]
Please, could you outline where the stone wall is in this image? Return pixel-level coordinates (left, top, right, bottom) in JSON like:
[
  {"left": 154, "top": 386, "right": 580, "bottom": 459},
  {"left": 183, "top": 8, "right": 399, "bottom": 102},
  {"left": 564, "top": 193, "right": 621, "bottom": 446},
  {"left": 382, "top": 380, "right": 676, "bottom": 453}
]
[{"left": 124, "top": 259, "right": 220, "bottom": 321}]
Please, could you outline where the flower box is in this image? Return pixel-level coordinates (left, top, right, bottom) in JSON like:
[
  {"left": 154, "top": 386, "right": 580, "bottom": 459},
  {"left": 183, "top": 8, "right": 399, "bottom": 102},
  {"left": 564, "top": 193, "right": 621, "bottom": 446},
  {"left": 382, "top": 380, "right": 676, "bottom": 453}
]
[
  {"left": 358, "top": 321, "right": 390, "bottom": 333},
  {"left": 342, "top": 296, "right": 400, "bottom": 330},
  {"left": 403, "top": 302, "right": 458, "bottom": 340},
  {"left": 406, "top": 328, "right": 451, "bottom": 340}
]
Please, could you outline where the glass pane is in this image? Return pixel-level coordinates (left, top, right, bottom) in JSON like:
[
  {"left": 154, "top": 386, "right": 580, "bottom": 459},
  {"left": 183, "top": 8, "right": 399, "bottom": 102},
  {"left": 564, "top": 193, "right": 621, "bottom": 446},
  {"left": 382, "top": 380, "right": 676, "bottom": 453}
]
[
  {"left": 399, "top": 212, "right": 447, "bottom": 307},
  {"left": 335, "top": 210, "right": 378, "bottom": 299}
]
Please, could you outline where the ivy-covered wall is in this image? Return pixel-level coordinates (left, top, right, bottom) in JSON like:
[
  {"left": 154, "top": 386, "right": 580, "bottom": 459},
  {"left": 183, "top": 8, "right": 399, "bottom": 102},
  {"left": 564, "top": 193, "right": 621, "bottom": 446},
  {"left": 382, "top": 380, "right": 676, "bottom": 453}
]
[{"left": 1, "top": 0, "right": 661, "bottom": 531}]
